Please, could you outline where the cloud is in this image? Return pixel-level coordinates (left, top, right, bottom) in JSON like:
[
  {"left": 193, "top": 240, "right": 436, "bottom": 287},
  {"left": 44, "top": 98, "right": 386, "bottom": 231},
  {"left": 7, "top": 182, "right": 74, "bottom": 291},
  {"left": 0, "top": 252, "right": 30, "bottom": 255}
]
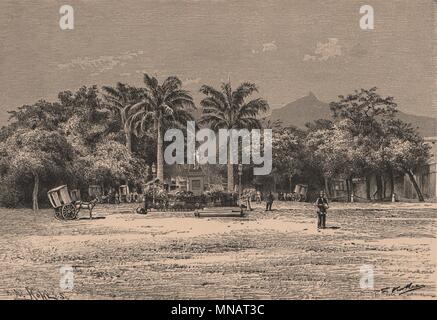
[
  {"left": 304, "top": 38, "right": 342, "bottom": 62},
  {"left": 182, "top": 77, "right": 202, "bottom": 86},
  {"left": 303, "top": 54, "right": 316, "bottom": 61},
  {"left": 251, "top": 41, "right": 277, "bottom": 55},
  {"left": 57, "top": 50, "right": 145, "bottom": 75},
  {"left": 262, "top": 41, "right": 277, "bottom": 53}
]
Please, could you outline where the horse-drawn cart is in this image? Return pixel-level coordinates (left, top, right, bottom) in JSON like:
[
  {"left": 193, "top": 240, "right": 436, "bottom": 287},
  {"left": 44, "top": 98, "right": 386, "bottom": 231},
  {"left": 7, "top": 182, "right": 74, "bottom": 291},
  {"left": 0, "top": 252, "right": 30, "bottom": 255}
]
[
  {"left": 48, "top": 185, "right": 97, "bottom": 220},
  {"left": 48, "top": 185, "right": 79, "bottom": 220}
]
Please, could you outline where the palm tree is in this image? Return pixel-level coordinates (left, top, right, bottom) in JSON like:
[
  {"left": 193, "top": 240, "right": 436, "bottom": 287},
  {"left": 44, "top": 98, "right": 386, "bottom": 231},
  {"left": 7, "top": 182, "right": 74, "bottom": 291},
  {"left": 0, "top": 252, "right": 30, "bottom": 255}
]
[
  {"left": 199, "top": 81, "right": 269, "bottom": 191},
  {"left": 127, "top": 74, "right": 195, "bottom": 182},
  {"left": 260, "top": 117, "right": 283, "bottom": 131},
  {"left": 102, "top": 82, "right": 142, "bottom": 153}
]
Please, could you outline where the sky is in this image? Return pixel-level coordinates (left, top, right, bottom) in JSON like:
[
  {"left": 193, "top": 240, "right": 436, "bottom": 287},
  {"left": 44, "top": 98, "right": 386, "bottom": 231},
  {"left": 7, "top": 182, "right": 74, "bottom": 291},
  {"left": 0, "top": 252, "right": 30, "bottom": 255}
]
[{"left": 0, "top": 0, "right": 435, "bottom": 126}]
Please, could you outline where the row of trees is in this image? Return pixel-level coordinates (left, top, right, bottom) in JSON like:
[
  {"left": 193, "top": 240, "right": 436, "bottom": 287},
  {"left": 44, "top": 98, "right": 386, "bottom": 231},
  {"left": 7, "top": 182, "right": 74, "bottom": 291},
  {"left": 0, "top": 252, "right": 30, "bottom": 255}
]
[
  {"left": 0, "top": 74, "right": 269, "bottom": 210},
  {"left": 0, "top": 73, "right": 430, "bottom": 209},
  {"left": 271, "top": 88, "right": 430, "bottom": 201}
]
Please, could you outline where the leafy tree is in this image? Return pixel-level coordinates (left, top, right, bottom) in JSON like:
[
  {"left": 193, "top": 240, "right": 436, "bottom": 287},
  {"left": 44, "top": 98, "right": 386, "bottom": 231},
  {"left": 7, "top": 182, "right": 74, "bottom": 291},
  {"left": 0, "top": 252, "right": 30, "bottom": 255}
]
[
  {"left": 2, "top": 129, "right": 74, "bottom": 211},
  {"left": 325, "top": 88, "right": 430, "bottom": 201},
  {"left": 58, "top": 86, "right": 110, "bottom": 150},
  {"left": 305, "top": 124, "right": 354, "bottom": 196},
  {"left": 7, "top": 100, "right": 66, "bottom": 131},
  {"left": 382, "top": 119, "right": 430, "bottom": 201},
  {"left": 305, "top": 119, "right": 333, "bottom": 131},
  {"left": 328, "top": 88, "right": 398, "bottom": 200},
  {"left": 329, "top": 87, "right": 397, "bottom": 136},
  {"left": 0, "top": 85, "right": 149, "bottom": 208},
  {"left": 199, "top": 81, "right": 269, "bottom": 191},
  {"left": 270, "top": 126, "right": 306, "bottom": 190},
  {"left": 81, "top": 140, "right": 147, "bottom": 189}
]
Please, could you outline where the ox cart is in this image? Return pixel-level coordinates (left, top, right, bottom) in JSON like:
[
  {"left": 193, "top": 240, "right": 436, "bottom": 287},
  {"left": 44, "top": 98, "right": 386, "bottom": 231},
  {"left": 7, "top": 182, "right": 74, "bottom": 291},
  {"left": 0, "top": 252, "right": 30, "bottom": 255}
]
[{"left": 48, "top": 185, "right": 97, "bottom": 220}]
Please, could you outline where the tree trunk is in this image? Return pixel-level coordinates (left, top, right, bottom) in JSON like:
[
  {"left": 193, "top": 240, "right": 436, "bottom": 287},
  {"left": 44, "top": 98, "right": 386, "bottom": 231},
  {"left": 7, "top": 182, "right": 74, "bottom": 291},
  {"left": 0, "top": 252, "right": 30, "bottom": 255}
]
[
  {"left": 349, "top": 177, "right": 354, "bottom": 201},
  {"left": 376, "top": 175, "right": 383, "bottom": 200},
  {"left": 389, "top": 170, "right": 395, "bottom": 197},
  {"left": 346, "top": 179, "right": 351, "bottom": 202},
  {"left": 125, "top": 130, "right": 132, "bottom": 153},
  {"left": 122, "top": 109, "right": 132, "bottom": 153},
  {"left": 365, "top": 176, "right": 371, "bottom": 200},
  {"left": 156, "top": 121, "right": 164, "bottom": 182},
  {"left": 227, "top": 140, "right": 234, "bottom": 192},
  {"left": 32, "top": 173, "right": 39, "bottom": 212},
  {"left": 324, "top": 177, "right": 330, "bottom": 197},
  {"left": 407, "top": 170, "right": 424, "bottom": 202}
]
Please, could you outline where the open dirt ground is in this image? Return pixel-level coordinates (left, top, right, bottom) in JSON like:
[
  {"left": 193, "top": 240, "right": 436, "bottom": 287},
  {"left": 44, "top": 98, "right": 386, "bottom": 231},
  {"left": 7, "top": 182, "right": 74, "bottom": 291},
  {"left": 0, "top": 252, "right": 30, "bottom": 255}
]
[{"left": 0, "top": 202, "right": 435, "bottom": 300}]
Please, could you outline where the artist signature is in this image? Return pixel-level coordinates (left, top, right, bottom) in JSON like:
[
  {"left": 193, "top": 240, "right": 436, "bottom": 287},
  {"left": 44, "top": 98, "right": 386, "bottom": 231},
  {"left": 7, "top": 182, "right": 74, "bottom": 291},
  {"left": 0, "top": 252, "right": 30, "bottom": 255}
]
[
  {"left": 380, "top": 283, "right": 425, "bottom": 295},
  {"left": 6, "top": 287, "right": 68, "bottom": 300}
]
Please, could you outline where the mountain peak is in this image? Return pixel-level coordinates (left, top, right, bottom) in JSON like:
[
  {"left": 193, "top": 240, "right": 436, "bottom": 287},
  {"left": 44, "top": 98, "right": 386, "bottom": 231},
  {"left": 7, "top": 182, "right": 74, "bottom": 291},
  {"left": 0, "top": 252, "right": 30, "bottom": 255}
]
[
  {"left": 307, "top": 91, "right": 316, "bottom": 99},
  {"left": 296, "top": 91, "right": 319, "bottom": 104},
  {"left": 270, "top": 92, "right": 437, "bottom": 137}
]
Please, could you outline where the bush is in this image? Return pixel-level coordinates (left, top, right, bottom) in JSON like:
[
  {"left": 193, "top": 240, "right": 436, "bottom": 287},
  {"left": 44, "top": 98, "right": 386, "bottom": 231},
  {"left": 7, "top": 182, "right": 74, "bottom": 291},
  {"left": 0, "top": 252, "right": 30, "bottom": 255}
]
[
  {"left": 0, "top": 176, "right": 24, "bottom": 208},
  {"left": 204, "top": 190, "right": 238, "bottom": 206}
]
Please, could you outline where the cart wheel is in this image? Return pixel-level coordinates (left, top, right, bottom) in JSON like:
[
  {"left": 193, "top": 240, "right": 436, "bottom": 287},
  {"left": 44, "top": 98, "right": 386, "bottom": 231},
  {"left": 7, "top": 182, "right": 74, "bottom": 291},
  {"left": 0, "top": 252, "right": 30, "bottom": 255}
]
[
  {"left": 62, "top": 203, "right": 78, "bottom": 220},
  {"left": 54, "top": 208, "right": 63, "bottom": 220}
]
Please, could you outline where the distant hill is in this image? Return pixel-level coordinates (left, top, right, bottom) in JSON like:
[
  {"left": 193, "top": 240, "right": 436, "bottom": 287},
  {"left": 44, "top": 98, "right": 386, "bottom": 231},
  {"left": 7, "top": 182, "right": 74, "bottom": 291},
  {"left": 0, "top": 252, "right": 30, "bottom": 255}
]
[{"left": 270, "top": 92, "right": 437, "bottom": 137}]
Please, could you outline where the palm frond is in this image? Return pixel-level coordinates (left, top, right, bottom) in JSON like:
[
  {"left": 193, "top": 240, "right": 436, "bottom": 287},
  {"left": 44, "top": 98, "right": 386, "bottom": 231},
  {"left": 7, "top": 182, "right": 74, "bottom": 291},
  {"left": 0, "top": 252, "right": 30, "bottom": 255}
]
[
  {"left": 162, "top": 76, "right": 182, "bottom": 94},
  {"left": 199, "top": 85, "right": 227, "bottom": 107},
  {"left": 236, "top": 117, "right": 262, "bottom": 130},
  {"left": 232, "top": 82, "right": 258, "bottom": 106},
  {"left": 238, "top": 98, "right": 269, "bottom": 118},
  {"left": 143, "top": 74, "right": 158, "bottom": 90}
]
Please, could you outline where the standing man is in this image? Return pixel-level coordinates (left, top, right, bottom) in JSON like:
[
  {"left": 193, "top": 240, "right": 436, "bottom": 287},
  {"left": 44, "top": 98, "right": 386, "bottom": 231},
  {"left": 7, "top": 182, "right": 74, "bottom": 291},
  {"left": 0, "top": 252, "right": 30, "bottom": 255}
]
[
  {"left": 245, "top": 189, "right": 253, "bottom": 211},
  {"left": 265, "top": 192, "right": 274, "bottom": 211},
  {"left": 136, "top": 193, "right": 149, "bottom": 214},
  {"left": 314, "top": 190, "right": 329, "bottom": 229},
  {"left": 256, "top": 191, "right": 262, "bottom": 204}
]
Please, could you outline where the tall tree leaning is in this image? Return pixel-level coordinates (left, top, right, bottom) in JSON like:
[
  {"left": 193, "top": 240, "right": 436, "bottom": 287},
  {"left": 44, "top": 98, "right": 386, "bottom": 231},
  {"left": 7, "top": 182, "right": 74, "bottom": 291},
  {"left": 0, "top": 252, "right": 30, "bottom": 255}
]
[
  {"left": 127, "top": 74, "right": 195, "bottom": 182},
  {"left": 199, "top": 81, "right": 269, "bottom": 192},
  {"left": 384, "top": 119, "right": 430, "bottom": 202}
]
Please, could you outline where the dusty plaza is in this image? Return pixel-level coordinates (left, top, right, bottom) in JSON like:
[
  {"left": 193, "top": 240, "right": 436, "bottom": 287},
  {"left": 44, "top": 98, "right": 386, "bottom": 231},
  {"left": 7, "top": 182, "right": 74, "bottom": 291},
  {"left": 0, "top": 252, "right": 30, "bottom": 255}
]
[
  {"left": 0, "top": 201, "right": 435, "bottom": 300},
  {"left": 1, "top": 0, "right": 437, "bottom": 307}
]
